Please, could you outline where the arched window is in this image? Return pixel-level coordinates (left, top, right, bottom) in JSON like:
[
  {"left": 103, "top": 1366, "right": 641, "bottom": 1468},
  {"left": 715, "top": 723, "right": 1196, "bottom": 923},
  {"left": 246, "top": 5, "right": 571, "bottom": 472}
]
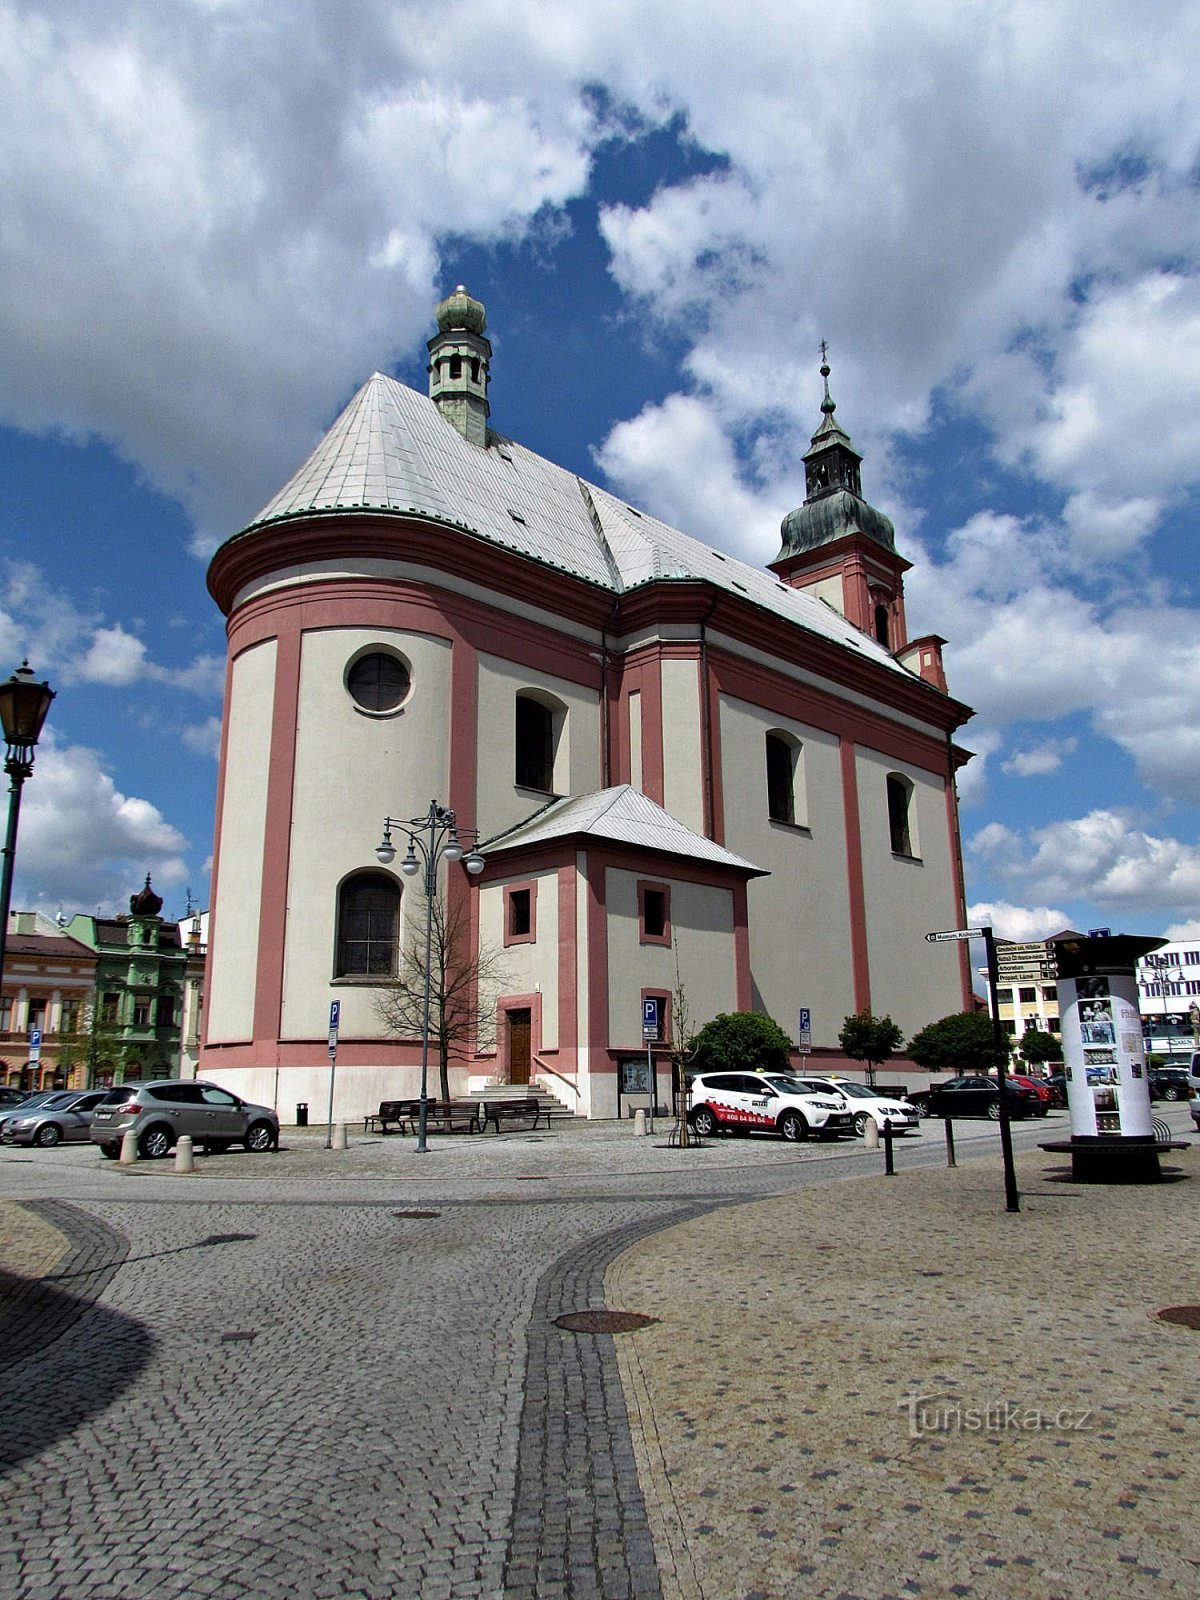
[
  {"left": 449, "top": 354, "right": 463, "bottom": 380},
  {"left": 874, "top": 604, "right": 890, "bottom": 647},
  {"left": 515, "top": 691, "right": 564, "bottom": 793},
  {"left": 765, "top": 731, "right": 805, "bottom": 826},
  {"left": 335, "top": 872, "right": 401, "bottom": 978},
  {"left": 886, "top": 773, "right": 916, "bottom": 858}
]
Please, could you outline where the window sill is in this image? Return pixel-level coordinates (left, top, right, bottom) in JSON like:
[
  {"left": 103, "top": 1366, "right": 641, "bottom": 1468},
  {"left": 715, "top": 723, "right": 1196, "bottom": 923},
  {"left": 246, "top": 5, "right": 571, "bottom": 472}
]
[
  {"left": 768, "top": 818, "right": 812, "bottom": 836},
  {"left": 514, "top": 784, "right": 560, "bottom": 800},
  {"left": 890, "top": 851, "right": 923, "bottom": 864}
]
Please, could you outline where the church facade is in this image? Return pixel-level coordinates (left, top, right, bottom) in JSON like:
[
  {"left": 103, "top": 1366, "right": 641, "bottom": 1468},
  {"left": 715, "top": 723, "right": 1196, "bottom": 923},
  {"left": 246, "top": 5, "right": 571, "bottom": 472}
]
[{"left": 200, "top": 289, "right": 974, "bottom": 1119}]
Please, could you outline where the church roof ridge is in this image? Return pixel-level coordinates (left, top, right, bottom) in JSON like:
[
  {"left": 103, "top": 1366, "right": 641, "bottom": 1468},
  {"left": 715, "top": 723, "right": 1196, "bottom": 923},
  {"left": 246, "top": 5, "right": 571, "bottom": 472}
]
[{"left": 231, "top": 369, "right": 906, "bottom": 675}]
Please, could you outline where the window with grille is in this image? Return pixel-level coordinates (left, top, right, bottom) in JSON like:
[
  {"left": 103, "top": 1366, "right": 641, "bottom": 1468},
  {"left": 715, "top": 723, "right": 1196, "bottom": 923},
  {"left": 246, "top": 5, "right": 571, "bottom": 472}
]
[{"left": 336, "top": 873, "right": 401, "bottom": 978}]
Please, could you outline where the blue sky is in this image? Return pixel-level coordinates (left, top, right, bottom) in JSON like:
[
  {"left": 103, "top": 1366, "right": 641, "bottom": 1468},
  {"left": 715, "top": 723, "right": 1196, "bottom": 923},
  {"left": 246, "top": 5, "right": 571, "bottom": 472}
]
[{"left": 2, "top": 0, "right": 1200, "bottom": 949}]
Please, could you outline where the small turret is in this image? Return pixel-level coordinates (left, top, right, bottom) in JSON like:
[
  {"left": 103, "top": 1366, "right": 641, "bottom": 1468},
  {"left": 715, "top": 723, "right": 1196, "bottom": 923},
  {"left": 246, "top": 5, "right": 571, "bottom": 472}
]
[{"left": 427, "top": 286, "right": 491, "bottom": 447}]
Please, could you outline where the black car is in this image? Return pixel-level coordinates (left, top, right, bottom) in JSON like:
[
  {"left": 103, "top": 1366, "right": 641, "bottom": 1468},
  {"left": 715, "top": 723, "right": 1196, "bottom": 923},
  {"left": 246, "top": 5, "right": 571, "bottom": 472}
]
[
  {"left": 1147, "top": 1067, "right": 1192, "bottom": 1102},
  {"left": 909, "top": 1075, "right": 1042, "bottom": 1121}
]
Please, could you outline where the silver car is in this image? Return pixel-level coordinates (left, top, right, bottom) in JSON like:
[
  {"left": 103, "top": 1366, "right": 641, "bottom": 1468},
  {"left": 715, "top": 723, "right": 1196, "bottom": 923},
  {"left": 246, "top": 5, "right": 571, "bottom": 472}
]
[
  {"left": 1, "top": 1089, "right": 112, "bottom": 1147},
  {"left": 89, "top": 1080, "right": 280, "bottom": 1159}
]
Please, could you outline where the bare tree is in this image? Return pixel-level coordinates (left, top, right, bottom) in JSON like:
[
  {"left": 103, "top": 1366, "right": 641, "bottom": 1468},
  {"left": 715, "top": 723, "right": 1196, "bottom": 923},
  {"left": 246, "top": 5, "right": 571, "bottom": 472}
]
[
  {"left": 373, "top": 889, "right": 510, "bottom": 1104},
  {"left": 669, "top": 953, "right": 700, "bottom": 1144}
]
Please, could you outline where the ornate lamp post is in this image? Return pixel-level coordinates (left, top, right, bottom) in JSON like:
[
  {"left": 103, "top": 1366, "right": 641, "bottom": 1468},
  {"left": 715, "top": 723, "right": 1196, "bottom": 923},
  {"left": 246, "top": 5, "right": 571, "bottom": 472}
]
[
  {"left": 0, "top": 663, "right": 56, "bottom": 1009},
  {"left": 375, "top": 801, "right": 485, "bottom": 1152}
]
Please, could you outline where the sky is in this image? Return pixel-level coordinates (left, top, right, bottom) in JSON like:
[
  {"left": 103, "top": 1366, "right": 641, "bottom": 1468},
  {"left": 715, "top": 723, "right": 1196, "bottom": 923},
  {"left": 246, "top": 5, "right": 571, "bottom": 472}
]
[{"left": 2, "top": 0, "right": 1200, "bottom": 950}]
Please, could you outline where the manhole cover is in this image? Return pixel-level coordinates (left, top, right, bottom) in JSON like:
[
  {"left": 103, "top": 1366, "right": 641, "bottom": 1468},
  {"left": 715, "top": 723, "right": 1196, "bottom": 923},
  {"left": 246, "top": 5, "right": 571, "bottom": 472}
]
[
  {"left": 1156, "top": 1305, "right": 1200, "bottom": 1329},
  {"left": 392, "top": 1210, "right": 441, "bottom": 1219},
  {"left": 554, "top": 1309, "right": 660, "bottom": 1334}
]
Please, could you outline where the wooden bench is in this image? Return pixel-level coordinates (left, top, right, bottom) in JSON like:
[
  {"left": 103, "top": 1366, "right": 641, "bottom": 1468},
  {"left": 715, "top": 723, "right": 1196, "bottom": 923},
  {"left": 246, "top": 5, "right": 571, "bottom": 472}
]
[
  {"left": 479, "top": 1097, "right": 550, "bottom": 1133},
  {"left": 421, "top": 1100, "right": 483, "bottom": 1134},
  {"left": 363, "top": 1100, "right": 418, "bottom": 1134}
]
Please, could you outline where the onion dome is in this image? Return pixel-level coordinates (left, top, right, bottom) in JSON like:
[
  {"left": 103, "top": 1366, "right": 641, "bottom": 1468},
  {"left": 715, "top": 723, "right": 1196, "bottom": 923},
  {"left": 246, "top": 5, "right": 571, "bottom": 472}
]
[
  {"left": 129, "top": 873, "right": 163, "bottom": 918},
  {"left": 434, "top": 285, "right": 487, "bottom": 336},
  {"left": 777, "top": 354, "right": 896, "bottom": 558}
]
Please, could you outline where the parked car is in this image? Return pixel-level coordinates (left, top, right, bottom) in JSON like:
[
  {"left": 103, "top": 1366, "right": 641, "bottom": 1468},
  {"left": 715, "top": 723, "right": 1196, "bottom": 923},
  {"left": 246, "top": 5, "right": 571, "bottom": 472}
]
[
  {"left": 1190, "top": 1096, "right": 1200, "bottom": 1134},
  {"left": 0, "top": 1086, "right": 31, "bottom": 1110},
  {"left": 0, "top": 1089, "right": 112, "bottom": 1147},
  {"left": 908, "top": 1075, "right": 1043, "bottom": 1121},
  {"left": 1148, "top": 1067, "right": 1193, "bottom": 1102},
  {"left": 1007, "top": 1074, "right": 1055, "bottom": 1116},
  {"left": 0, "top": 1089, "right": 63, "bottom": 1133},
  {"left": 789, "top": 1076, "right": 920, "bottom": 1136},
  {"left": 89, "top": 1080, "right": 279, "bottom": 1159},
  {"left": 687, "top": 1071, "right": 855, "bottom": 1141},
  {"left": 1039, "top": 1073, "right": 1069, "bottom": 1107}
]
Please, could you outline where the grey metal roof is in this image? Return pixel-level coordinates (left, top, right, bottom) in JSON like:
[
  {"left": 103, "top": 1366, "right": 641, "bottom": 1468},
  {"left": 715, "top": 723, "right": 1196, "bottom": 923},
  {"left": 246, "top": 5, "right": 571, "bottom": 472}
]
[
  {"left": 241, "top": 373, "right": 909, "bottom": 675},
  {"left": 483, "top": 785, "right": 767, "bottom": 875}
]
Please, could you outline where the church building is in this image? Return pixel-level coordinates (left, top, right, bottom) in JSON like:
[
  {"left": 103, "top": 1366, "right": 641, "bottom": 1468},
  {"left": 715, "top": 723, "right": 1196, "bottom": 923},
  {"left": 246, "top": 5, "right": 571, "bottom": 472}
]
[{"left": 200, "top": 289, "right": 974, "bottom": 1119}]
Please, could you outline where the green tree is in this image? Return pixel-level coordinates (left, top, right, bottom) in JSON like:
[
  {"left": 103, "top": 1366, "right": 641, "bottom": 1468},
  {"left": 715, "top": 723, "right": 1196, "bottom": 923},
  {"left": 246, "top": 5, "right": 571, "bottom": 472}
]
[
  {"left": 907, "top": 1010, "right": 999, "bottom": 1075},
  {"left": 691, "top": 1011, "right": 792, "bottom": 1075},
  {"left": 1019, "top": 1029, "right": 1063, "bottom": 1067},
  {"left": 838, "top": 1010, "right": 904, "bottom": 1086}
]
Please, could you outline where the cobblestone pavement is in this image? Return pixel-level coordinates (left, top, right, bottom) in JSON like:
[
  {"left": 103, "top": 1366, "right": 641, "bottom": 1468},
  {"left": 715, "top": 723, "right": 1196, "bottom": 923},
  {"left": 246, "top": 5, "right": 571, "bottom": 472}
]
[{"left": 0, "top": 1110, "right": 1193, "bottom": 1599}]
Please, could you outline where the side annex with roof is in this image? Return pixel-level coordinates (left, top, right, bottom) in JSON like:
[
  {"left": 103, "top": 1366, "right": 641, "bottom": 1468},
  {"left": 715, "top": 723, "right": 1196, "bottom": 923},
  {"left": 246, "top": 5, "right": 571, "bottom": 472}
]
[{"left": 200, "top": 289, "right": 974, "bottom": 1119}]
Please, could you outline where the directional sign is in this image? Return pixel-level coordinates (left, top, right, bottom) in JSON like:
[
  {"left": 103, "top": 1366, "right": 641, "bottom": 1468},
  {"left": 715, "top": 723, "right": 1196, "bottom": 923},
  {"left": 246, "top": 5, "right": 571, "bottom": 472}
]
[
  {"left": 641, "top": 997, "right": 660, "bottom": 1039},
  {"left": 925, "top": 929, "right": 984, "bottom": 942},
  {"left": 328, "top": 1000, "right": 340, "bottom": 1055},
  {"left": 28, "top": 1027, "right": 42, "bottom": 1062}
]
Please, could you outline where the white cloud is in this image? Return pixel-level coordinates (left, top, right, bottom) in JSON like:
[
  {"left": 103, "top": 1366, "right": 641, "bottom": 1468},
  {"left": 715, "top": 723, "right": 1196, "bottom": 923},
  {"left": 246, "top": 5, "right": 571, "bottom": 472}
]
[
  {"left": 182, "top": 716, "right": 222, "bottom": 759},
  {"left": 1002, "top": 737, "right": 1077, "bottom": 778},
  {"left": 78, "top": 625, "right": 148, "bottom": 686},
  {"left": 969, "top": 808, "right": 1200, "bottom": 914},
  {"left": 13, "top": 736, "right": 189, "bottom": 917},
  {"left": 966, "top": 901, "right": 1074, "bottom": 943}
]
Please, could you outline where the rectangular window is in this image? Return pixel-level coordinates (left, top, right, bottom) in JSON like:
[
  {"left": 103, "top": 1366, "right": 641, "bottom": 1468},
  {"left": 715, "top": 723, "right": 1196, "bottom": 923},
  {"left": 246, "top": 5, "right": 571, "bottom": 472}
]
[
  {"left": 0, "top": 998, "right": 12, "bottom": 1031},
  {"left": 1018, "top": 987, "right": 1036, "bottom": 1003},
  {"left": 638, "top": 882, "right": 671, "bottom": 946},
  {"left": 155, "top": 995, "right": 176, "bottom": 1028},
  {"left": 503, "top": 882, "right": 537, "bottom": 946},
  {"left": 102, "top": 992, "right": 120, "bottom": 1024},
  {"left": 1185, "top": 950, "right": 1200, "bottom": 964},
  {"left": 27, "top": 999, "right": 47, "bottom": 1031},
  {"left": 1047, "top": 1017, "right": 1060, "bottom": 1032},
  {"left": 133, "top": 997, "right": 152, "bottom": 1028},
  {"left": 60, "top": 1002, "right": 80, "bottom": 1034},
  {"left": 1044, "top": 986, "right": 1057, "bottom": 1000},
  {"left": 886, "top": 774, "right": 915, "bottom": 856}
]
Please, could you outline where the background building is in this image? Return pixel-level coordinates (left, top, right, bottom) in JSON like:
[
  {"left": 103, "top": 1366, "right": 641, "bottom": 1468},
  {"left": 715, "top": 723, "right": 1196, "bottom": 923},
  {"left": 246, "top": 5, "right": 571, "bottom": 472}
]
[
  {"left": 199, "top": 290, "right": 976, "bottom": 1120},
  {"left": 0, "top": 912, "right": 97, "bottom": 1089},
  {"left": 66, "top": 877, "right": 195, "bottom": 1085},
  {"left": 1135, "top": 939, "right": 1200, "bottom": 1058}
]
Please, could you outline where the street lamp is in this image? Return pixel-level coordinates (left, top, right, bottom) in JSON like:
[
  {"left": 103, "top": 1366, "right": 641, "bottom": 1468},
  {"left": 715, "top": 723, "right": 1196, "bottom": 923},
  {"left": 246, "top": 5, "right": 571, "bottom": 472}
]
[
  {"left": 375, "top": 801, "right": 485, "bottom": 1151},
  {"left": 0, "top": 663, "right": 56, "bottom": 1022}
]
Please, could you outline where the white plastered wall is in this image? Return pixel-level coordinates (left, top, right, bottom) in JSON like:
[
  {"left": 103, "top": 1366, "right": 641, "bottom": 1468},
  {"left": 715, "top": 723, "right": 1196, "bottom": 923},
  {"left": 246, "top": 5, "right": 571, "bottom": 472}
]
[
  {"left": 207, "top": 639, "right": 276, "bottom": 1042},
  {"left": 478, "top": 870, "right": 561, "bottom": 1051},
  {"left": 604, "top": 867, "right": 737, "bottom": 1044},
  {"left": 854, "top": 747, "right": 964, "bottom": 1036},
  {"left": 279, "top": 626, "right": 453, "bottom": 1042},
  {"left": 718, "top": 694, "right": 856, "bottom": 1045},
  {"left": 660, "top": 657, "right": 705, "bottom": 833},
  {"left": 475, "top": 653, "right": 601, "bottom": 836}
]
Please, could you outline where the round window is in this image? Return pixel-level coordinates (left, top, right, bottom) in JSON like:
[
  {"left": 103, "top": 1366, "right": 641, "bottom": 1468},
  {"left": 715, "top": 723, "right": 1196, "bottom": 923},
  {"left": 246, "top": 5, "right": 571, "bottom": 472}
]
[{"left": 347, "top": 652, "right": 411, "bottom": 713}]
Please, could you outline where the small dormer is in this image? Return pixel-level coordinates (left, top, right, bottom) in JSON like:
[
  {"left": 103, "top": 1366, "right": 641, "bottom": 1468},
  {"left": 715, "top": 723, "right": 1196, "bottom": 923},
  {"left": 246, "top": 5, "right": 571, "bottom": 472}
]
[{"left": 427, "top": 286, "right": 491, "bottom": 447}]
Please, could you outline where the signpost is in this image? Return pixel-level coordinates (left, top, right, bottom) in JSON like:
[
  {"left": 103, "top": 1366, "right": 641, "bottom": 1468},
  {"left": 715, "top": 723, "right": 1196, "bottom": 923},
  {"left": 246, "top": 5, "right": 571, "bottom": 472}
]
[
  {"left": 28, "top": 1026, "right": 41, "bottom": 1086},
  {"left": 798, "top": 1006, "right": 811, "bottom": 1051},
  {"left": 925, "top": 925, "right": 1019, "bottom": 1212},
  {"left": 324, "top": 1001, "right": 340, "bottom": 1149},
  {"left": 641, "top": 998, "right": 659, "bottom": 1130}
]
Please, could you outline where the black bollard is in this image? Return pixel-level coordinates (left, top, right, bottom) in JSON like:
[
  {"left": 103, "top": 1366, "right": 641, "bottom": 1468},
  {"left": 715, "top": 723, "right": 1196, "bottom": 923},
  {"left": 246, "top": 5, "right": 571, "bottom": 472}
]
[
  {"left": 944, "top": 1118, "right": 956, "bottom": 1167},
  {"left": 883, "top": 1117, "right": 895, "bottom": 1175}
]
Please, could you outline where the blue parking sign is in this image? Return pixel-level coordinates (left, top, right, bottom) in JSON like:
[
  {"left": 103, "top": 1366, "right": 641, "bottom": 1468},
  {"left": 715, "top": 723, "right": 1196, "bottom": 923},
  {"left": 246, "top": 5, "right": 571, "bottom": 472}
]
[{"left": 641, "top": 998, "right": 660, "bottom": 1039}]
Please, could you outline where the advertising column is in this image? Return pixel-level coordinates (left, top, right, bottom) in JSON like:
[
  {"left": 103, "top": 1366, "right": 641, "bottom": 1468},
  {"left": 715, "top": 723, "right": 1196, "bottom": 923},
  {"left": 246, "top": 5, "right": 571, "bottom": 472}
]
[{"left": 1051, "top": 933, "right": 1163, "bottom": 1140}]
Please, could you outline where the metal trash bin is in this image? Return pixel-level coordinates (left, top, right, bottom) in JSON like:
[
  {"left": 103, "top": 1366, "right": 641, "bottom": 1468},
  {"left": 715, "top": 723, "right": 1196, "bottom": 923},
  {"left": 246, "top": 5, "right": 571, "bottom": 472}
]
[{"left": 296, "top": 1102, "right": 308, "bottom": 1127}]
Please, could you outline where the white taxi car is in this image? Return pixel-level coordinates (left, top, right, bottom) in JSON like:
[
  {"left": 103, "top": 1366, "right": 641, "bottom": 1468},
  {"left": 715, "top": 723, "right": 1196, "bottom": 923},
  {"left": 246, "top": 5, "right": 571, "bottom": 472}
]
[
  {"left": 687, "top": 1071, "right": 855, "bottom": 1141},
  {"left": 791, "top": 1076, "right": 921, "bottom": 1137}
]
